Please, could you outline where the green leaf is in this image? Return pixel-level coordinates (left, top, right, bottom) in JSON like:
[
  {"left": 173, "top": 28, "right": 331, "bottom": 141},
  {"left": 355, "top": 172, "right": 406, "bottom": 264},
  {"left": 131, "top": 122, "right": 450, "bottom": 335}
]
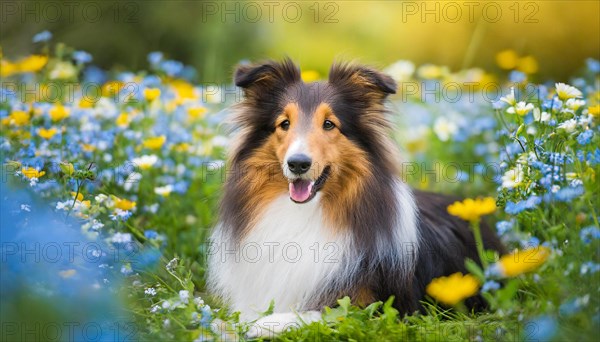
[
  {"left": 465, "top": 258, "right": 485, "bottom": 282},
  {"left": 337, "top": 296, "right": 351, "bottom": 315},
  {"left": 59, "top": 162, "right": 74, "bottom": 176},
  {"left": 4, "top": 160, "right": 22, "bottom": 169},
  {"left": 497, "top": 279, "right": 521, "bottom": 308},
  {"left": 382, "top": 296, "right": 398, "bottom": 323},
  {"left": 364, "top": 301, "right": 382, "bottom": 318}
]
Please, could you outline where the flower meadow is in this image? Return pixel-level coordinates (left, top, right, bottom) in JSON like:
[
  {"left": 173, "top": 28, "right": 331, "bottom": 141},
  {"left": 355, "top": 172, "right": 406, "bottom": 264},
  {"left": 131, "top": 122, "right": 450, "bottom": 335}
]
[{"left": 1, "top": 33, "right": 599, "bottom": 341}]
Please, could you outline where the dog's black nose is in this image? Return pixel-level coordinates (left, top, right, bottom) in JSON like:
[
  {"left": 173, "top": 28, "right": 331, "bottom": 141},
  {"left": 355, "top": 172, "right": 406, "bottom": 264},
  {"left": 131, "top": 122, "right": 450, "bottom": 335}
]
[{"left": 287, "top": 154, "right": 312, "bottom": 175}]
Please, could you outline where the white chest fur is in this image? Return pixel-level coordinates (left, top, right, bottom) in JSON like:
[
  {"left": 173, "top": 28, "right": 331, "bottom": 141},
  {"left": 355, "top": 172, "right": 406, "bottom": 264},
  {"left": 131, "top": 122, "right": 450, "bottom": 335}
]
[
  {"left": 208, "top": 181, "right": 419, "bottom": 321},
  {"left": 209, "top": 194, "right": 351, "bottom": 320}
]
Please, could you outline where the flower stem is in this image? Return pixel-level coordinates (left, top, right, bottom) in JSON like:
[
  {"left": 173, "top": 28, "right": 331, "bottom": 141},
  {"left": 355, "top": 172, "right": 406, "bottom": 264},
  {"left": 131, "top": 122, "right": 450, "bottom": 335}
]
[{"left": 471, "top": 220, "right": 488, "bottom": 269}]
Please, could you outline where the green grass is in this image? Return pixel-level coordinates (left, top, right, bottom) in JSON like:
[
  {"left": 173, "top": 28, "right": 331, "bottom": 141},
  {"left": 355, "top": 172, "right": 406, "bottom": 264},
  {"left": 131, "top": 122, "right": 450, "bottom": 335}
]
[{"left": 1, "top": 41, "right": 599, "bottom": 341}]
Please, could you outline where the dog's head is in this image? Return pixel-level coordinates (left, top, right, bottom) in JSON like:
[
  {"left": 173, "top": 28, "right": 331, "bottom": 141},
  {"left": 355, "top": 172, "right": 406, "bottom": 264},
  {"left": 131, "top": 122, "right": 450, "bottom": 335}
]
[{"left": 231, "top": 58, "right": 397, "bottom": 204}]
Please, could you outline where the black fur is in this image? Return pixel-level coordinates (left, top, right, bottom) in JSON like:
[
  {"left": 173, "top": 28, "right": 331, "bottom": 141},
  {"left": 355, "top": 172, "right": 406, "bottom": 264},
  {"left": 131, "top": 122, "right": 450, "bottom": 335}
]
[
  {"left": 411, "top": 190, "right": 506, "bottom": 312},
  {"left": 223, "top": 59, "right": 506, "bottom": 316}
]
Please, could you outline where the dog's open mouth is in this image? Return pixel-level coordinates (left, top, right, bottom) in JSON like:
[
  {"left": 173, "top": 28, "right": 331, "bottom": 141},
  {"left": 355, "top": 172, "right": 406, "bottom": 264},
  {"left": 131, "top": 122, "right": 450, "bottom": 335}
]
[{"left": 288, "top": 166, "right": 331, "bottom": 204}]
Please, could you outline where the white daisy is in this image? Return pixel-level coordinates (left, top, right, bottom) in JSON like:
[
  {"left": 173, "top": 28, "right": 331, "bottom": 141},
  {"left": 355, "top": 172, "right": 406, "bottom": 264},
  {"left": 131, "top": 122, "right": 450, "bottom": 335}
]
[
  {"left": 501, "top": 166, "right": 525, "bottom": 189},
  {"left": 506, "top": 101, "right": 534, "bottom": 116},
  {"left": 555, "top": 83, "right": 582, "bottom": 100},
  {"left": 500, "top": 87, "right": 517, "bottom": 106},
  {"left": 433, "top": 117, "right": 458, "bottom": 142},
  {"left": 558, "top": 119, "right": 577, "bottom": 133}
]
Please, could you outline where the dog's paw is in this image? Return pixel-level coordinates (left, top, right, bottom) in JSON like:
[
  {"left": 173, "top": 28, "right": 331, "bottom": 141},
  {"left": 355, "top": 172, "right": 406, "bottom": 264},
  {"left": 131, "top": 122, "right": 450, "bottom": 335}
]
[{"left": 245, "top": 311, "right": 321, "bottom": 339}]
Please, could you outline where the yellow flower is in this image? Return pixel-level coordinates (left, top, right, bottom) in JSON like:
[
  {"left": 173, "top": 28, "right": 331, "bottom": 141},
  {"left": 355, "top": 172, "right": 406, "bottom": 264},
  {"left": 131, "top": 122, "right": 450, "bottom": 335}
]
[
  {"left": 143, "top": 88, "right": 161, "bottom": 102},
  {"left": 79, "top": 97, "right": 95, "bottom": 108},
  {"left": 21, "top": 167, "right": 45, "bottom": 179},
  {"left": 426, "top": 272, "right": 480, "bottom": 306},
  {"left": 102, "top": 81, "right": 124, "bottom": 97},
  {"left": 1, "top": 59, "right": 18, "bottom": 77},
  {"left": 587, "top": 105, "right": 600, "bottom": 119},
  {"left": 496, "top": 50, "right": 519, "bottom": 70},
  {"left": 187, "top": 107, "right": 207, "bottom": 120},
  {"left": 173, "top": 142, "right": 190, "bottom": 153},
  {"left": 17, "top": 55, "right": 48, "bottom": 73},
  {"left": 498, "top": 247, "right": 550, "bottom": 277},
  {"left": 69, "top": 191, "right": 91, "bottom": 210},
  {"left": 143, "top": 136, "right": 166, "bottom": 149},
  {"left": 417, "top": 64, "right": 448, "bottom": 79},
  {"left": 116, "top": 113, "right": 130, "bottom": 127},
  {"left": 49, "top": 104, "right": 70, "bottom": 122},
  {"left": 82, "top": 144, "right": 96, "bottom": 152},
  {"left": 113, "top": 196, "right": 136, "bottom": 211},
  {"left": 71, "top": 192, "right": 84, "bottom": 202},
  {"left": 447, "top": 197, "right": 496, "bottom": 222},
  {"left": 170, "top": 79, "right": 197, "bottom": 100},
  {"left": 301, "top": 70, "right": 320, "bottom": 82},
  {"left": 38, "top": 127, "right": 58, "bottom": 139},
  {"left": 517, "top": 56, "right": 538, "bottom": 74},
  {"left": 8, "top": 110, "right": 30, "bottom": 126}
]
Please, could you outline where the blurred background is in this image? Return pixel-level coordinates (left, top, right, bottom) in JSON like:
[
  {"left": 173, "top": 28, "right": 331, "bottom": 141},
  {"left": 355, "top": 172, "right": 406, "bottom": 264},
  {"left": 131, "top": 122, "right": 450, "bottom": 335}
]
[{"left": 1, "top": 0, "right": 598, "bottom": 82}]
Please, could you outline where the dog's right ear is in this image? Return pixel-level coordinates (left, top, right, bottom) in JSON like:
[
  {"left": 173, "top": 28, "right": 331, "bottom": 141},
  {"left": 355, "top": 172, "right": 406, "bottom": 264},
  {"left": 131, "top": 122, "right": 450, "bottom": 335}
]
[{"left": 234, "top": 58, "right": 301, "bottom": 97}]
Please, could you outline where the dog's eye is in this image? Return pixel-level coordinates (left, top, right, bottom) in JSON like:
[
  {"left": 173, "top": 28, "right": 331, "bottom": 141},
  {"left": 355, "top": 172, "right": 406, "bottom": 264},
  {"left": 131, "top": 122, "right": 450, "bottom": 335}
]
[
  {"left": 279, "top": 120, "right": 290, "bottom": 131},
  {"left": 323, "top": 120, "right": 335, "bottom": 131}
]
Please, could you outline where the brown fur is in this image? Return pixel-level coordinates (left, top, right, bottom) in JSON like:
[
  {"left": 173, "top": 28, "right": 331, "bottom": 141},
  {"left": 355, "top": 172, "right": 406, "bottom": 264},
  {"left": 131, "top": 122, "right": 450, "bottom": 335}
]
[{"left": 217, "top": 58, "right": 506, "bottom": 316}]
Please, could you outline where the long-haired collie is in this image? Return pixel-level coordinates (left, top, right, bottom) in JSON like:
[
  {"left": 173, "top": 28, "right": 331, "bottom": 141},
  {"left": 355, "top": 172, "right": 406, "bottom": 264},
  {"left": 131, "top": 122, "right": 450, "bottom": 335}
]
[{"left": 208, "top": 59, "right": 505, "bottom": 336}]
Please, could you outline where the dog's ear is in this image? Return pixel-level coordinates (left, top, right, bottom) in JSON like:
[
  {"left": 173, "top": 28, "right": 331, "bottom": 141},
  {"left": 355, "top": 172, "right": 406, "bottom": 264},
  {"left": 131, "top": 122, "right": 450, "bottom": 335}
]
[
  {"left": 234, "top": 58, "right": 301, "bottom": 97},
  {"left": 328, "top": 62, "right": 396, "bottom": 100}
]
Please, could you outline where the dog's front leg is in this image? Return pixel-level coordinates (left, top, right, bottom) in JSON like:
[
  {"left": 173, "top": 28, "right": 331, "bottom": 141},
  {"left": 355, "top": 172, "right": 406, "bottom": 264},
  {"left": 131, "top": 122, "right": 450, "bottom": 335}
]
[{"left": 245, "top": 311, "right": 322, "bottom": 339}]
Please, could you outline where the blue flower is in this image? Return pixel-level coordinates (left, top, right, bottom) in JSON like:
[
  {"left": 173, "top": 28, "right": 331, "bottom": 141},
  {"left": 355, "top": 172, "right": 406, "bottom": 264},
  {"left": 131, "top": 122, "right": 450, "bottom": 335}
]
[
  {"left": 492, "top": 100, "right": 506, "bottom": 110},
  {"left": 496, "top": 220, "right": 513, "bottom": 235},
  {"left": 1, "top": 188, "right": 126, "bottom": 341},
  {"left": 505, "top": 196, "right": 541, "bottom": 215},
  {"left": 576, "top": 130, "right": 593, "bottom": 146},
  {"left": 83, "top": 66, "right": 107, "bottom": 84},
  {"left": 73, "top": 50, "right": 93, "bottom": 64},
  {"left": 160, "top": 60, "right": 183, "bottom": 77},
  {"left": 542, "top": 98, "right": 562, "bottom": 112},
  {"left": 580, "top": 262, "right": 600, "bottom": 275},
  {"left": 559, "top": 299, "right": 582, "bottom": 316},
  {"left": 200, "top": 305, "right": 213, "bottom": 328},
  {"left": 144, "top": 230, "right": 159, "bottom": 239},
  {"left": 522, "top": 236, "right": 540, "bottom": 248},
  {"left": 482, "top": 280, "right": 501, "bottom": 292},
  {"left": 547, "top": 152, "right": 572, "bottom": 164},
  {"left": 580, "top": 226, "right": 600, "bottom": 244},
  {"left": 526, "top": 316, "right": 557, "bottom": 341},
  {"left": 32, "top": 30, "right": 52, "bottom": 43},
  {"left": 509, "top": 70, "right": 526, "bottom": 83},
  {"left": 544, "top": 185, "right": 584, "bottom": 203},
  {"left": 587, "top": 149, "right": 600, "bottom": 166},
  {"left": 586, "top": 58, "right": 600, "bottom": 73},
  {"left": 110, "top": 209, "right": 133, "bottom": 221},
  {"left": 172, "top": 180, "right": 189, "bottom": 194},
  {"left": 148, "top": 51, "right": 164, "bottom": 66}
]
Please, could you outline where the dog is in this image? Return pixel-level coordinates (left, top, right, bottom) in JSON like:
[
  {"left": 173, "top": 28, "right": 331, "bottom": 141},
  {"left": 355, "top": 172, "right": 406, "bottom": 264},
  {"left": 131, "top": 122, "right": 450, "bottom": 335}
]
[{"left": 207, "top": 59, "right": 505, "bottom": 336}]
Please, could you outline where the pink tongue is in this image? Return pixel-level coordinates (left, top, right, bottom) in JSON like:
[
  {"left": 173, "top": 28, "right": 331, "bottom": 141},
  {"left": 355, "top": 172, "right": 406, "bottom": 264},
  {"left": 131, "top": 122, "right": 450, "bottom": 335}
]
[{"left": 289, "top": 180, "right": 313, "bottom": 202}]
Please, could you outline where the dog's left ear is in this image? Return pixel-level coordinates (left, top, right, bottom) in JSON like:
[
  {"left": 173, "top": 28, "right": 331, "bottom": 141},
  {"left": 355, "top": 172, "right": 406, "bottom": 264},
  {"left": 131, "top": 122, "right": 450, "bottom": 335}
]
[
  {"left": 328, "top": 62, "right": 397, "bottom": 100},
  {"left": 234, "top": 58, "right": 301, "bottom": 99}
]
